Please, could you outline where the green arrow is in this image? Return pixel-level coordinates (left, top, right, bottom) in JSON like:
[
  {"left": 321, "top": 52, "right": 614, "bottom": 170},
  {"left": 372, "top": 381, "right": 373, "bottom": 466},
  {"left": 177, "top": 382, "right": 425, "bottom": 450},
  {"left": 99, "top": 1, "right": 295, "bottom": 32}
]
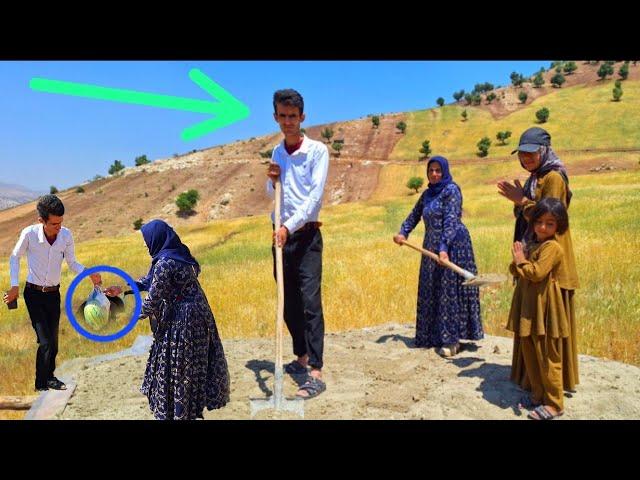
[{"left": 29, "top": 68, "right": 250, "bottom": 141}]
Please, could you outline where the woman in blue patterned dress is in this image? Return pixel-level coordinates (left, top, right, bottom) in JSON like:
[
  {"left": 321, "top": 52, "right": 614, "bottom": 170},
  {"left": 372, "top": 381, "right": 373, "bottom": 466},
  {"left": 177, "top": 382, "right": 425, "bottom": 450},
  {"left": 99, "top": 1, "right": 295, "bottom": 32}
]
[
  {"left": 119, "top": 219, "right": 230, "bottom": 419},
  {"left": 393, "top": 156, "right": 483, "bottom": 357}
]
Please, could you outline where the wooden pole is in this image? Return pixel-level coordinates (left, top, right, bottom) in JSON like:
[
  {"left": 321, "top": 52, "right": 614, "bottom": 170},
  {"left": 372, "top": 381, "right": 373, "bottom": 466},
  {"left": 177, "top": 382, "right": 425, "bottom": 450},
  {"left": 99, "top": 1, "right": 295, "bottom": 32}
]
[
  {"left": 0, "top": 395, "right": 38, "bottom": 410},
  {"left": 401, "top": 239, "right": 476, "bottom": 280},
  {"left": 274, "top": 177, "right": 285, "bottom": 407}
]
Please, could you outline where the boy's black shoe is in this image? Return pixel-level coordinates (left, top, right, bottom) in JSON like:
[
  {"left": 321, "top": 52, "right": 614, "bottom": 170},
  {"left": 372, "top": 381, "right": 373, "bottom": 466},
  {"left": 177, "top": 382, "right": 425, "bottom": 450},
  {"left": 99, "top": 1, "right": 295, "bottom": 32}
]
[{"left": 46, "top": 378, "right": 67, "bottom": 390}]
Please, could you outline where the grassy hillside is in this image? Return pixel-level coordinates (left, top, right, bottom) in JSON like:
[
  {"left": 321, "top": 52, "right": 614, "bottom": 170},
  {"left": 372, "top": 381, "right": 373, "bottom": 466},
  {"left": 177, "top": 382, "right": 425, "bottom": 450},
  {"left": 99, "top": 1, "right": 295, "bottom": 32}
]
[{"left": 390, "top": 80, "right": 640, "bottom": 160}]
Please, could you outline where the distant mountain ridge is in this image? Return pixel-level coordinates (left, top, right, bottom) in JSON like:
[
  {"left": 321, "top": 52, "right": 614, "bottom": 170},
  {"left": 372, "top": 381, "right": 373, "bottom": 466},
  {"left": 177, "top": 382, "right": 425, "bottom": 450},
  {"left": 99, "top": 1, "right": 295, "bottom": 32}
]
[{"left": 0, "top": 182, "right": 43, "bottom": 211}]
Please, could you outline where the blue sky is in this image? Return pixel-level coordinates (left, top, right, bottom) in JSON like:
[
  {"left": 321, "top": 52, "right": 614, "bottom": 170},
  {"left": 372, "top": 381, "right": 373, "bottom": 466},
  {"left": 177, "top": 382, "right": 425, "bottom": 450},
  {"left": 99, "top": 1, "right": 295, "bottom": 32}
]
[{"left": 0, "top": 61, "right": 549, "bottom": 192}]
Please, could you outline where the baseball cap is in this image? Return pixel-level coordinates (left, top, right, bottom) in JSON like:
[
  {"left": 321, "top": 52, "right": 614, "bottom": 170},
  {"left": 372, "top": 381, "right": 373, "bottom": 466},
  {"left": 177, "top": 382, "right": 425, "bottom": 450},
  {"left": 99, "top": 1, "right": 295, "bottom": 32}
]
[{"left": 511, "top": 127, "right": 551, "bottom": 154}]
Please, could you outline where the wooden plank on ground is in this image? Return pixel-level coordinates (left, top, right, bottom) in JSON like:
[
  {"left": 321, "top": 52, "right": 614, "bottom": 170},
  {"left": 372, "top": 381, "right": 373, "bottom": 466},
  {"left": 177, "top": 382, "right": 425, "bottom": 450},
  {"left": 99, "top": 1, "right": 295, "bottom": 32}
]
[{"left": 0, "top": 396, "right": 38, "bottom": 410}]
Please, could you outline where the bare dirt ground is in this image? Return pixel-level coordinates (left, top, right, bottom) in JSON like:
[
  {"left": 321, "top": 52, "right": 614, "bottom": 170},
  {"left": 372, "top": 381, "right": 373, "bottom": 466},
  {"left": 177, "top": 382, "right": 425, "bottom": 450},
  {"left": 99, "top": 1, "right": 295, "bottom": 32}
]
[{"left": 55, "top": 324, "right": 640, "bottom": 420}]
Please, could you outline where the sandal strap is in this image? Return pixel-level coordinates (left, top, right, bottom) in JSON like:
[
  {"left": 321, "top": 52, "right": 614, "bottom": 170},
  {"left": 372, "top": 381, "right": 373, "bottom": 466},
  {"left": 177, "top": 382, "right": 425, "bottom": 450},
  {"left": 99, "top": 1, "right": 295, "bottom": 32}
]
[
  {"left": 298, "top": 378, "right": 325, "bottom": 395},
  {"left": 533, "top": 405, "right": 553, "bottom": 420},
  {"left": 300, "top": 378, "right": 320, "bottom": 389},
  {"left": 298, "top": 382, "right": 316, "bottom": 392}
]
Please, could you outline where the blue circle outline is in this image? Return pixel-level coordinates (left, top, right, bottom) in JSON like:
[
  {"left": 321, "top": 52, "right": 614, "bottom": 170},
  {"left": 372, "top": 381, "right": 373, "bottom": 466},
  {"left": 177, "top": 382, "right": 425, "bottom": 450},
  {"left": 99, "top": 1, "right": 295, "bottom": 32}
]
[{"left": 65, "top": 265, "right": 142, "bottom": 342}]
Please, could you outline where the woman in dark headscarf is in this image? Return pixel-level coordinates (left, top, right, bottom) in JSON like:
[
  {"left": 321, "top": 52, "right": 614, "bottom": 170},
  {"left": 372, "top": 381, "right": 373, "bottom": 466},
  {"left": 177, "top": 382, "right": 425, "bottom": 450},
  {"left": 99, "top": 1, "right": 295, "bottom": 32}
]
[
  {"left": 393, "top": 156, "right": 483, "bottom": 357},
  {"left": 498, "top": 127, "right": 579, "bottom": 406},
  {"left": 111, "top": 219, "right": 230, "bottom": 420}
]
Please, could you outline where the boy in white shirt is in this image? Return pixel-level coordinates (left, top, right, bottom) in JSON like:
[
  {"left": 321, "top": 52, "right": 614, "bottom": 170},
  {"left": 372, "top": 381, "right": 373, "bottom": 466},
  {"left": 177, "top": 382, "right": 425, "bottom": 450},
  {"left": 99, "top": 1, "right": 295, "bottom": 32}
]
[
  {"left": 266, "top": 89, "right": 329, "bottom": 399},
  {"left": 4, "top": 194, "right": 102, "bottom": 391}
]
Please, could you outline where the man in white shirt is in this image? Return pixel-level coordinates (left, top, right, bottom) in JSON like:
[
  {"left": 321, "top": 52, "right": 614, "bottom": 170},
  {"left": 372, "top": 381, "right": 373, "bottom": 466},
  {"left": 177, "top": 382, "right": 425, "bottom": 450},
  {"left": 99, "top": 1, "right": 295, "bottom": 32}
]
[
  {"left": 266, "top": 88, "right": 329, "bottom": 399},
  {"left": 3, "top": 194, "right": 101, "bottom": 391}
]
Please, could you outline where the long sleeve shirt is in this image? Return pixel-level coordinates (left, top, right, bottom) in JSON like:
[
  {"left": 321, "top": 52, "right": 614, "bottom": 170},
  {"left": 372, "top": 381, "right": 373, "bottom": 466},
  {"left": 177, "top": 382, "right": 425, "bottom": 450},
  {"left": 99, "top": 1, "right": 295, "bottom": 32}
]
[
  {"left": 266, "top": 135, "right": 329, "bottom": 234},
  {"left": 9, "top": 224, "right": 85, "bottom": 287}
]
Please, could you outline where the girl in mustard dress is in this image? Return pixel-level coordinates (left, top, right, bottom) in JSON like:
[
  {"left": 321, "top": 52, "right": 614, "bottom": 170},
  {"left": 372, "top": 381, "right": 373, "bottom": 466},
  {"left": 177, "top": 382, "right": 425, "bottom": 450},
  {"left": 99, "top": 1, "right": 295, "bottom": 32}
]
[{"left": 506, "top": 198, "right": 573, "bottom": 420}]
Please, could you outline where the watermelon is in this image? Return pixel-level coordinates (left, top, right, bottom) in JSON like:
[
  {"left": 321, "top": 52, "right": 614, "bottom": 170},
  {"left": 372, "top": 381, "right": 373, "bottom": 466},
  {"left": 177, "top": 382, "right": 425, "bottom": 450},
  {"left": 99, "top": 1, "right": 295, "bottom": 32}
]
[{"left": 83, "top": 300, "right": 108, "bottom": 331}]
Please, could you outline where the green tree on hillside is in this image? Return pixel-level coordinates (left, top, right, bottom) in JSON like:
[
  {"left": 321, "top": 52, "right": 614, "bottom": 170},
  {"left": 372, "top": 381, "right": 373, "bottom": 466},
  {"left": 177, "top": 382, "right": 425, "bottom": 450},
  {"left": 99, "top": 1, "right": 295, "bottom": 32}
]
[
  {"left": 473, "top": 82, "right": 494, "bottom": 93},
  {"left": 536, "top": 107, "right": 550, "bottom": 123},
  {"left": 477, "top": 137, "right": 491, "bottom": 157},
  {"left": 533, "top": 72, "right": 545, "bottom": 88},
  {"left": 612, "top": 86, "right": 623, "bottom": 102},
  {"left": 510, "top": 72, "right": 525, "bottom": 87},
  {"left": 598, "top": 63, "right": 614, "bottom": 80},
  {"left": 396, "top": 121, "right": 407, "bottom": 134},
  {"left": 321, "top": 127, "right": 334, "bottom": 143},
  {"left": 461, "top": 109, "right": 468, "bottom": 121},
  {"left": 496, "top": 131, "right": 512, "bottom": 145},
  {"left": 176, "top": 189, "right": 200, "bottom": 215},
  {"left": 109, "top": 160, "right": 125, "bottom": 175},
  {"left": 436, "top": 97, "right": 445, "bottom": 107},
  {"left": 419, "top": 140, "right": 432, "bottom": 159},
  {"left": 259, "top": 148, "right": 274, "bottom": 158},
  {"left": 453, "top": 90, "right": 465, "bottom": 102},
  {"left": 371, "top": 116, "right": 380, "bottom": 128},
  {"left": 486, "top": 92, "right": 497, "bottom": 104},
  {"left": 619, "top": 62, "right": 630, "bottom": 80},
  {"left": 551, "top": 73, "right": 566, "bottom": 88},
  {"left": 563, "top": 61, "right": 577, "bottom": 75},
  {"left": 135, "top": 155, "right": 150, "bottom": 166},
  {"left": 406, "top": 177, "right": 424, "bottom": 193},
  {"left": 518, "top": 91, "right": 528, "bottom": 103}
]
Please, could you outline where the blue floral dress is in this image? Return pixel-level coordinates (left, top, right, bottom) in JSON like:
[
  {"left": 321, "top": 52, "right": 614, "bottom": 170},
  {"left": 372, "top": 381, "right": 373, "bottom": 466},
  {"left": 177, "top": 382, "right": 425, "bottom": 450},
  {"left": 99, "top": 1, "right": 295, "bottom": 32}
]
[
  {"left": 140, "top": 257, "right": 230, "bottom": 420},
  {"left": 399, "top": 183, "right": 483, "bottom": 348}
]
